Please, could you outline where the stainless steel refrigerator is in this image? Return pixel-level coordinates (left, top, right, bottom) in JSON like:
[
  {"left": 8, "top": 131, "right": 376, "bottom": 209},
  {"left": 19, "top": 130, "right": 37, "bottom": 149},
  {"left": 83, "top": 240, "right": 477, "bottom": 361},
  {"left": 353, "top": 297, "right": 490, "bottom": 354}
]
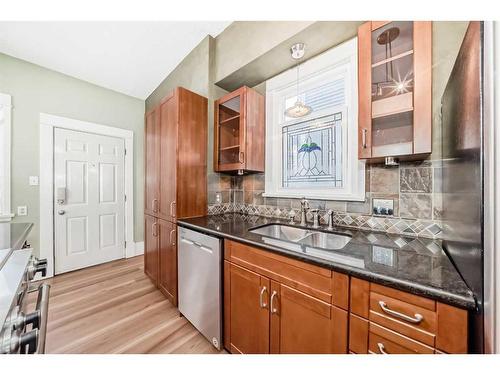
[{"left": 440, "top": 21, "right": 484, "bottom": 353}]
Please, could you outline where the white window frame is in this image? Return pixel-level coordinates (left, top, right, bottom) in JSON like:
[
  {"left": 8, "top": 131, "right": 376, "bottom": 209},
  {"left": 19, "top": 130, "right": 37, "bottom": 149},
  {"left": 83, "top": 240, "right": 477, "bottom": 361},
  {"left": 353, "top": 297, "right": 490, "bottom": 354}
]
[
  {"left": 0, "top": 93, "right": 13, "bottom": 222},
  {"left": 265, "top": 37, "right": 365, "bottom": 201}
]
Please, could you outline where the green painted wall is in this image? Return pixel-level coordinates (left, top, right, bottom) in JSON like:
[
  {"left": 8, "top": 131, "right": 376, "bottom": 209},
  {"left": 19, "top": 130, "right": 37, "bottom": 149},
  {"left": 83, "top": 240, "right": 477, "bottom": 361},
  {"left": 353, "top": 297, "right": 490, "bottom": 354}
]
[
  {"left": 0, "top": 52, "right": 145, "bottom": 254},
  {"left": 145, "top": 36, "right": 211, "bottom": 112}
]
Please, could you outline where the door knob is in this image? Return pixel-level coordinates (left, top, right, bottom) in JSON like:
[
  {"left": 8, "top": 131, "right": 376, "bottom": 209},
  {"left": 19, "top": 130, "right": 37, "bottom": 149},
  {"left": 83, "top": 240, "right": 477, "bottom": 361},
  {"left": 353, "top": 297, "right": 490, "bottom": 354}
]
[{"left": 58, "top": 210, "right": 65, "bottom": 215}]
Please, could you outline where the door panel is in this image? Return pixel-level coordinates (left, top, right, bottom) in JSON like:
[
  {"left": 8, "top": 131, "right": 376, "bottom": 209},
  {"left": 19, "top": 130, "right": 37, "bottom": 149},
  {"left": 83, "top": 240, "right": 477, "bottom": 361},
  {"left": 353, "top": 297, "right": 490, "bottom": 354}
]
[
  {"left": 144, "top": 109, "right": 159, "bottom": 216},
  {"left": 54, "top": 128, "right": 125, "bottom": 274},
  {"left": 144, "top": 214, "right": 158, "bottom": 284},
  {"left": 158, "top": 219, "right": 177, "bottom": 305},
  {"left": 158, "top": 94, "right": 177, "bottom": 221},
  {"left": 229, "top": 263, "right": 270, "bottom": 354},
  {"left": 271, "top": 284, "right": 347, "bottom": 353}
]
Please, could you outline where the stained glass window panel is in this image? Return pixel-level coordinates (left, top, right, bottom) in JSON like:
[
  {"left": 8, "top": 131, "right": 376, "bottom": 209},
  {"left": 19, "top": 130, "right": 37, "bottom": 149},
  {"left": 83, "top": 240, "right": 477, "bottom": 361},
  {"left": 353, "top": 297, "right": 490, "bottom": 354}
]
[{"left": 282, "top": 112, "right": 343, "bottom": 188}]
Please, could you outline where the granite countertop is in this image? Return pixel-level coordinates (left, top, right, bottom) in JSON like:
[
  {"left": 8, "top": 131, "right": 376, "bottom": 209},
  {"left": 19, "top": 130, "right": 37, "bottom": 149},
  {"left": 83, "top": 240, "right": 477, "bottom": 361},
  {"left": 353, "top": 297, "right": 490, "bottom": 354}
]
[
  {"left": 0, "top": 222, "right": 34, "bottom": 269},
  {"left": 178, "top": 213, "right": 476, "bottom": 310}
]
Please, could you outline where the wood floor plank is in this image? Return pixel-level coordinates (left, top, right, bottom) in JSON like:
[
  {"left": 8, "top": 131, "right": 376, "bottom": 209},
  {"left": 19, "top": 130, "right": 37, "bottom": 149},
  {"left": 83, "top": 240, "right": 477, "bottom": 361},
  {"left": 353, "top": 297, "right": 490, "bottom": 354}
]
[{"left": 41, "top": 255, "right": 223, "bottom": 354}]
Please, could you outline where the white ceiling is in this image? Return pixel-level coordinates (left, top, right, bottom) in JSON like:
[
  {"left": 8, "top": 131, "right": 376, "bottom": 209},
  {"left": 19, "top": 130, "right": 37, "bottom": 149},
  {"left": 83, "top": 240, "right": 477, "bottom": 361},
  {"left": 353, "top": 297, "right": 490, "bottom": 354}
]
[{"left": 0, "top": 21, "right": 231, "bottom": 99}]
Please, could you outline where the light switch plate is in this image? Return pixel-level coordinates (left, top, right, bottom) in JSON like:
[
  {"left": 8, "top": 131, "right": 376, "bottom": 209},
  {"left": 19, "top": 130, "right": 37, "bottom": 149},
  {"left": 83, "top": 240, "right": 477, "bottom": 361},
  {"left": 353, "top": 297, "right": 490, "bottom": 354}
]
[
  {"left": 17, "top": 206, "right": 28, "bottom": 216},
  {"left": 29, "top": 176, "right": 39, "bottom": 186}
]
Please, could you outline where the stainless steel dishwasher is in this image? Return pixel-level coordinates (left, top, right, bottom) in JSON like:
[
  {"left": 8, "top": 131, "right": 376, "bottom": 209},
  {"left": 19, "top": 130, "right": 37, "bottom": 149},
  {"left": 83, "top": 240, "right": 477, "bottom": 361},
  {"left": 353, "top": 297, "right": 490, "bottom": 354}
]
[{"left": 177, "top": 226, "right": 222, "bottom": 350}]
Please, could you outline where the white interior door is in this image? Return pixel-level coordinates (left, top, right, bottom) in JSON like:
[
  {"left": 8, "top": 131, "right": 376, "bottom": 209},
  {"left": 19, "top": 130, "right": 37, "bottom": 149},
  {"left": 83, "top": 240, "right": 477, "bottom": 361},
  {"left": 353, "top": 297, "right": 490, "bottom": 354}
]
[{"left": 54, "top": 128, "right": 125, "bottom": 274}]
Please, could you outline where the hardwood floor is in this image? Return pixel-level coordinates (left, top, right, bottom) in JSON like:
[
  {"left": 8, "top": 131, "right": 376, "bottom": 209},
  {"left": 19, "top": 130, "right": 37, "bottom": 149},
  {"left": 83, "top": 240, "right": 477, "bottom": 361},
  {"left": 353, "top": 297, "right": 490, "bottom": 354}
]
[{"left": 30, "top": 256, "right": 222, "bottom": 354}]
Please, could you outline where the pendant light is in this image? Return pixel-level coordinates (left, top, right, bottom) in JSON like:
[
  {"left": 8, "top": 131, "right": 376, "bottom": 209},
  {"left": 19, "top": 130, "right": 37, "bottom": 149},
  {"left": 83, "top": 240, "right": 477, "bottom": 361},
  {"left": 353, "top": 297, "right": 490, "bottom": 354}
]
[{"left": 285, "top": 43, "right": 312, "bottom": 118}]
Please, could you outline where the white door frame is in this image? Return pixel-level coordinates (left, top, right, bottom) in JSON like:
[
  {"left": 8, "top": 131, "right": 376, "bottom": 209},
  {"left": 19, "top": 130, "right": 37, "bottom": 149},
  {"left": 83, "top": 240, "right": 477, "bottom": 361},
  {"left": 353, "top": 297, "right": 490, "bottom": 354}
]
[{"left": 40, "top": 113, "right": 135, "bottom": 278}]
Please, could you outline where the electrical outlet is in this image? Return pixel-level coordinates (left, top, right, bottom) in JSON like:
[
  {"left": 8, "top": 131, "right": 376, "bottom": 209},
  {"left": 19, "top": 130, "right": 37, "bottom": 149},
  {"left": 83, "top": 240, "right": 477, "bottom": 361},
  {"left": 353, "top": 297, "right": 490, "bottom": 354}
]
[
  {"left": 17, "top": 206, "right": 28, "bottom": 216},
  {"left": 372, "top": 198, "right": 394, "bottom": 216},
  {"left": 29, "top": 176, "right": 39, "bottom": 186},
  {"left": 215, "top": 192, "right": 222, "bottom": 204}
]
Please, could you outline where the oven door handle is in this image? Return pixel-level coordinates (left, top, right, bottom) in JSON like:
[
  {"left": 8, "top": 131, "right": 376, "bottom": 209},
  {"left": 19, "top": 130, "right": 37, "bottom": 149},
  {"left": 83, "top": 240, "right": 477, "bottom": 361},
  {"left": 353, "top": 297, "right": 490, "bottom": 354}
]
[{"left": 35, "top": 283, "right": 50, "bottom": 354}]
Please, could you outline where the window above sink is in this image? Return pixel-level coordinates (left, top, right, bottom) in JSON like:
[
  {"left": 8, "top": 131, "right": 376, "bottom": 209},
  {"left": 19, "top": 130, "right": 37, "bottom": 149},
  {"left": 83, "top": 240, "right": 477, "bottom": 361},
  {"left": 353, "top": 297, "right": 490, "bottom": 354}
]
[{"left": 265, "top": 38, "right": 366, "bottom": 201}]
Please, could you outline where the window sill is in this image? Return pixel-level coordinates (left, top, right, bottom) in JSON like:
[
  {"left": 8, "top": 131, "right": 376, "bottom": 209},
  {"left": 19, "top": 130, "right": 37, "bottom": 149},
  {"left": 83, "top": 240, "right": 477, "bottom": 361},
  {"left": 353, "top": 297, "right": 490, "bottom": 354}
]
[
  {"left": 0, "top": 213, "right": 14, "bottom": 223},
  {"left": 262, "top": 192, "right": 366, "bottom": 202}
]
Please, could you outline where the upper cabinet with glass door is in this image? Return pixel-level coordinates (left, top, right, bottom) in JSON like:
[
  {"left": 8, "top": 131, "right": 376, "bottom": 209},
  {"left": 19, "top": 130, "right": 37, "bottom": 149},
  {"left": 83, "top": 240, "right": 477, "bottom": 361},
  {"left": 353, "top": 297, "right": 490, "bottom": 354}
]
[
  {"left": 214, "top": 86, "right": 265, "bottom": 174},
  {"left": 358, "top": 21, "right": 432, "bottom": 161}
]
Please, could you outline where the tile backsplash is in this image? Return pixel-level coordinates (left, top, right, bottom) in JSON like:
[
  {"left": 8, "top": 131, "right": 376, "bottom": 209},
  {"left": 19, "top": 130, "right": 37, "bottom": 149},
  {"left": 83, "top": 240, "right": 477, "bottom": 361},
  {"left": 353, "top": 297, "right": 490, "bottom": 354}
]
[{"left": 207, "top": 159, "right": 444, "bottom": 239}]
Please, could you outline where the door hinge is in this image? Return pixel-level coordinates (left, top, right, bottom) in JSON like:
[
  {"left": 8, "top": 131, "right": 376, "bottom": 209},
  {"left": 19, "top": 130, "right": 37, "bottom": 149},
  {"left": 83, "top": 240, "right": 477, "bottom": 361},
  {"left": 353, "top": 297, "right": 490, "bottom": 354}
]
[
  {"left": 124, "top": 148, "right": 127, "bottom": 155},
  {"left": 124, "top": 194, "right": 127, "bottom": 202},
  {"left": 124, "top": 241, "right": 127, "bottom": 248}
]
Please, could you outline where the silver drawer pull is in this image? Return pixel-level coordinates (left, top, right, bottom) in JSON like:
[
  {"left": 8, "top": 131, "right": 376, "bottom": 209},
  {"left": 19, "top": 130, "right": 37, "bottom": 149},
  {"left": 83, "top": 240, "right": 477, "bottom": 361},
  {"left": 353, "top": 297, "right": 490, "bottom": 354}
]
[
  {"left": 378, "top": 301, "right": 423, "bottom": 324},
  {"left": 377, "top": 342, "right": 388, "bottom": 354},
  {"left": 259, "top": 286, "right": 268, "bottom": 309}
]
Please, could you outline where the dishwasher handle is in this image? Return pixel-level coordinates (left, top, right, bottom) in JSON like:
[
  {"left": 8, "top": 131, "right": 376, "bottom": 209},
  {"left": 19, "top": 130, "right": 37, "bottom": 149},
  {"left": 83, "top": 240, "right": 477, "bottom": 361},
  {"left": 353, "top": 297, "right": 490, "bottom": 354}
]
[{"left": 180, "top": 237, "right": 214, "bottom": 254}]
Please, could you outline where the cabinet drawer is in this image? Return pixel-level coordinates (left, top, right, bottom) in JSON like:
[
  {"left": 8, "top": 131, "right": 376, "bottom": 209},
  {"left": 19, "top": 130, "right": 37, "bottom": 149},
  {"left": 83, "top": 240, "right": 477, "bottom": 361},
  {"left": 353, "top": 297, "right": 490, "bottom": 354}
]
[
  {"left": 368, "top": 323, "right": 434, "bottom": 354},
  {"left": 369, "top": 291, "right": 437, "bottom": 346},
  {"left": 225, "top": 240, "right": 334, "bottom": 303}
]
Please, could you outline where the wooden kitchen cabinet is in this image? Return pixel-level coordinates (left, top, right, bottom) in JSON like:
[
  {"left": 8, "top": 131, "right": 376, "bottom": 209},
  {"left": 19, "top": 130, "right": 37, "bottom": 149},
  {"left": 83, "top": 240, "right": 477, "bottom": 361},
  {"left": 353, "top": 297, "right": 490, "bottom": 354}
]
[
  {"left": 269, "top": 282, "right": 348, "bottom": 354},
  {"left": 144, "top": 214, "right": 158, "bottom": 285},
  {"left": 228, "top": 263, "right": 270, "bottom": 354},
  {"left": 358, "top": 21, "right": 432, "bottom": 161},
  {"left": 348, "top": 277, "right": 468, "bottom": 354},
  {"left": 143, "top": 87, "right": 208, "bottom": 305},
  {"left": 223, "top": 240, "right": 469, "bottom": 354},
  {"left": 158, "top": 219, "right": 177, "bottom": 305},
  {"left": 158, "top": 92, "right": 177, "bottom": 222},
  {"left": 223, "top": 239, "right": 349, "bottom": 354},
  {"left": 144, "top": 109, "right": 159, "bottom": 216},
  {"left": 214, "top": 86, "right": 265, "bottom": 174}
]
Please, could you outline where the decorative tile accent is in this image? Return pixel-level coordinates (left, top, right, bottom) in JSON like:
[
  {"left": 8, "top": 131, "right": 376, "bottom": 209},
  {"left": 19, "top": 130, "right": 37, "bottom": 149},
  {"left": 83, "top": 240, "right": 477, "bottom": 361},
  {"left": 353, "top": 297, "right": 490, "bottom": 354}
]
[
  {"left": 207, "top": 160, "right": 448, "bottom": 240},
  {"left": 370, "top": 165, "right": 399, "bottom": 194},
  {"left": 207, "top": 203, "right": 443, "bottom": 239},
  {"left": 400, "top": 167, "right": 433, "bottom": 193},
  {"left": 400, "top": 193, "right": 433, "bottom": 220}
]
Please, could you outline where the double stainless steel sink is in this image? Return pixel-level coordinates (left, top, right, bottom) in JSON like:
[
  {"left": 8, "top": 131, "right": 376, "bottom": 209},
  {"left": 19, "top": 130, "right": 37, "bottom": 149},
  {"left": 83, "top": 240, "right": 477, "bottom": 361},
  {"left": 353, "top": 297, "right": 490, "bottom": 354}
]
[{"left": 249, "top": 224, "right": 352, "bottom": 250}]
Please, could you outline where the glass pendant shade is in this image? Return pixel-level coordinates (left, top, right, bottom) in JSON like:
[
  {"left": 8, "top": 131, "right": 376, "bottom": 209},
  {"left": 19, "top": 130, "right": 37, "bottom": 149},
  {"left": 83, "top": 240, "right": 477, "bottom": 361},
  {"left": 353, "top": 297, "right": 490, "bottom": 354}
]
[
  {"left": 284, "top": 43, "right": 312, "bottom": 119},
  {"left": 285, "top": 100, "right": 312, "bottom": 118}
]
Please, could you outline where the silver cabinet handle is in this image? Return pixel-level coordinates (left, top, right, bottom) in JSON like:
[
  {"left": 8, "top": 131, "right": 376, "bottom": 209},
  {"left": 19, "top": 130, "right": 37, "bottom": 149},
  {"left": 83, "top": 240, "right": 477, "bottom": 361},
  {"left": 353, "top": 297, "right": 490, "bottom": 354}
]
[
  {"left": 270, "top": 290, "right": 278, "bottom": 314},
  {"left": 152, "top": 222, "right": 158, "bottom": 237},
  {"left": 238, "top": 151, "right": 245, "bottom": 164},
  {"left": 362, "top": 128, "right": 368, "bottom": 149},
  {"left": 259, "top": 286, "right": 268, "bottom": 308},
  {"left": 377, "top": 342, "right": 388, "bottom": 354},
  {"left": 152, "top": 198, "right": 158, "bottom": 213},
  {"left": 170, "top": 201, "right": 176, "bottom": 218},
  {"left": 169, "top": 229, "right": 176, "bottom": 246},
  {"left": 378, "top": 301, "right": 423, "bottom": 324}
]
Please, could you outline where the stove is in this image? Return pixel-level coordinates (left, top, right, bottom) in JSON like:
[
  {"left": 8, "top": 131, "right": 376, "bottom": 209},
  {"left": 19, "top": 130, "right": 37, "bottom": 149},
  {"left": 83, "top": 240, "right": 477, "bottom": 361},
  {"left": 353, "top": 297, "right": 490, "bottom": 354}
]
[{"left": 0, "top": 223, "right": 49, "bottom": 354}]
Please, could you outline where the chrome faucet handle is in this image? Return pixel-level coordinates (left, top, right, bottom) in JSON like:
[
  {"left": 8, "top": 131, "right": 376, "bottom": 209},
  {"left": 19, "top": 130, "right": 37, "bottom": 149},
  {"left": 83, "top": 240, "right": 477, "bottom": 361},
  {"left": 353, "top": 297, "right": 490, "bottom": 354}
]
[
  {"left": 327, "top": 209, "right": 334, "bottom": 230},
  {"left": 288, "top": 210, "right": 296, "bottom": 224},
  {"left": 310, "top": 209, "right": 320, "bottom": 228},
  {"left": 300, "top": 197, "right": 310, "bottom": 210}
]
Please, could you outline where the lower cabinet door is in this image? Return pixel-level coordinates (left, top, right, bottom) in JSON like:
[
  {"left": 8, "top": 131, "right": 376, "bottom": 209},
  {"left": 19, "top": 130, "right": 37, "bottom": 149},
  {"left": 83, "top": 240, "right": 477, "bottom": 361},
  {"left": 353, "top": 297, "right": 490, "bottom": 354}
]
[
  {"left": 270, "top": 283, "right": 348, "bottom": 354},
  {"left": 158, "top": 219, "right": 178, "bottom": 305},
  {"left": 229, "top": 263, "right": 270, "bottom": 354},
  {"left": 144, "top": 214, "right": 158, "bottom": 284}
]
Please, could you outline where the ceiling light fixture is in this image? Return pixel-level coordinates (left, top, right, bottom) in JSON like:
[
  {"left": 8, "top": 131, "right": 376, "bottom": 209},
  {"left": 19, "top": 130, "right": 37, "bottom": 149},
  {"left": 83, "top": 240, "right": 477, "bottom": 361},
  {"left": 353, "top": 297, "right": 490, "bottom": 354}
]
[{"left": 285, "top": 43, "right": 312, "bottom": 119}]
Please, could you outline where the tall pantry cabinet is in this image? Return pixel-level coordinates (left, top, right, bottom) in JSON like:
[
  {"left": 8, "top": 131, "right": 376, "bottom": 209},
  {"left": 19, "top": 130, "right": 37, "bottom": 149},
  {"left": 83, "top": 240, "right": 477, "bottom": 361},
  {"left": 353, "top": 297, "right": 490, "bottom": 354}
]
[{"left": 144, "top": 87, "right": 208, "bottom": 306}]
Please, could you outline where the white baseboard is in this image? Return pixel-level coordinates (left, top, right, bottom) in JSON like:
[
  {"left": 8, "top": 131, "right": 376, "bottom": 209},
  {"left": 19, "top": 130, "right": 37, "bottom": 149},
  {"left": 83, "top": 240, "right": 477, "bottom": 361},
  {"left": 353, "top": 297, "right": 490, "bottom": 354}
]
[{"left": 134, "top": 241, "right": 144, "bottom": 256}]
